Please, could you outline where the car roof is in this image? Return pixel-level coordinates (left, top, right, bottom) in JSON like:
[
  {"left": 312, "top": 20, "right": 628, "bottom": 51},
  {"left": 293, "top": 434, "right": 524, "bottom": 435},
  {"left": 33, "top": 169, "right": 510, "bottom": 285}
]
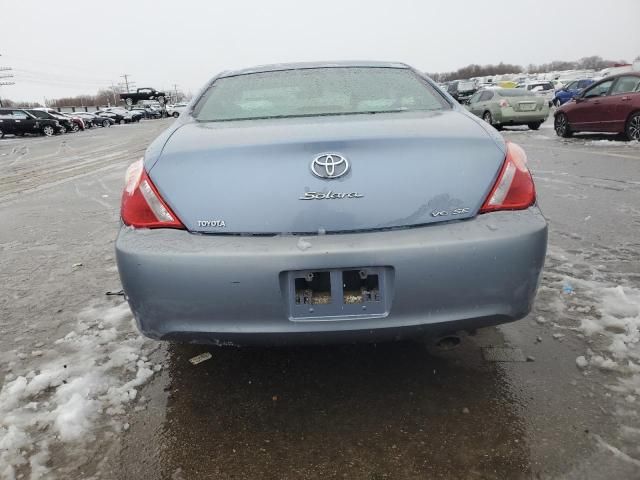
[
  {"left": 607, "top": 71, "right": 640, "bottom": 78},
  {"left": 218, "top": 60, "right": 411, "bottom": 78},
  {"left": 518, "top": 81, "right": 553, "bottom": 85},
  {"left": 591, "top": 71, "right": 640, "bottom": 85}
]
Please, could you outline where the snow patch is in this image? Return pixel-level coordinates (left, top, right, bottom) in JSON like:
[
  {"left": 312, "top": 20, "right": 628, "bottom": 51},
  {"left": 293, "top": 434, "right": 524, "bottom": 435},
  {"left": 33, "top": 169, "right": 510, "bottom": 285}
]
[
  {"left": 594, "top": 434, "right": 640, "bottom": 467},
  {"left": 553, "top": 274, "right": 640, "bottom": 400},
  {"left": 0, "top": 302, "right": 159, "bottom": 479},
  {"left": 584, "top": 139, "right": 640, "bottom": 147},
  {"left": 296, "top": 237, "right": 312, "bottom": 251}
]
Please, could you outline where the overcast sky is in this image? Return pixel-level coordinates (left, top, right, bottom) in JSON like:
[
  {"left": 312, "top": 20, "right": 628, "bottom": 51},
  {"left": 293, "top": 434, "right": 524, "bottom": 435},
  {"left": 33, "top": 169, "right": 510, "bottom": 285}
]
[{"left": 1, "top": 0, "right": 639, "bottom": 102}]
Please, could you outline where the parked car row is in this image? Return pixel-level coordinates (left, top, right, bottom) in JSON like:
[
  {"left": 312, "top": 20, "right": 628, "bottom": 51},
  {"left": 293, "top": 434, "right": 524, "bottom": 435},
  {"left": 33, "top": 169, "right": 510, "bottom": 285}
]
[
  {"left": 0, "top": 106, "right": 148, "bottom": 139},
  {"left": 459, "top": 72, "right": 640, "bottom": 139},
  {"left": 95, "top": 107, "right": 144, "bottom": 124},
  {"left": 443, "top": 76, "right": 587, "bottom": 109},
  {"left": 0, "top": 108, "right": 62, "bottom": 137}
]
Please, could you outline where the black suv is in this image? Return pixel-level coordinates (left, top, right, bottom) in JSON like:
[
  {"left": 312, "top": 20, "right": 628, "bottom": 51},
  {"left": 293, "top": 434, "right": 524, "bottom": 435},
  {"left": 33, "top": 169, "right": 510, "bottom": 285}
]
[
  {"left": 27, "top": 109, "right": 75, "bottom": 133},
  {"left": 0, "top": 108, "right": 61, "bottom": 138},
  {"left": 447, "top": 80, "right": 479, "bottom": 104}
]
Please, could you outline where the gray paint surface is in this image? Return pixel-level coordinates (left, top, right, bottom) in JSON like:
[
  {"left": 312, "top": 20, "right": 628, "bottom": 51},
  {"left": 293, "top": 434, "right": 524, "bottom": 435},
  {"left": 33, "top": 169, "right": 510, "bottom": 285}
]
[
  {"left": 117, "top": 62, "right": 545, "bottom": 343},
  {"left": 116, "top": 208, "right": 547, "bottom": 343},
  {"left": 149, "top": 111, "right": 506, "bottom": 233}
]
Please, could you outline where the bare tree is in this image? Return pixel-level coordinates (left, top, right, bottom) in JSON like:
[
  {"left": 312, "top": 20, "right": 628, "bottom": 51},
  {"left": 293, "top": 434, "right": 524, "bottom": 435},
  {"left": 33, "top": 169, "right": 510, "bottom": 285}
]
[
  {"left": 429, "top": 62, "right": 522, "bottom": 82},
  {"left": 0, "top": 99, "right": 43, "bottom": 108},
  {"left": 431, "top": 56, "right": 630, "bottom": 81}
]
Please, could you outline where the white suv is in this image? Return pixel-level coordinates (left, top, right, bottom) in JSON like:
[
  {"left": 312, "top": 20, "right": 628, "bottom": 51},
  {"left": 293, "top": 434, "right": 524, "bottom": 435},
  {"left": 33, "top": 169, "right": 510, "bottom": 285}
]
[
  {"left": 166, "top": 103, "right": 188, "bottom": 118},
  {"left": 517, "top": 81, "right": 555, "bottom": 106}
]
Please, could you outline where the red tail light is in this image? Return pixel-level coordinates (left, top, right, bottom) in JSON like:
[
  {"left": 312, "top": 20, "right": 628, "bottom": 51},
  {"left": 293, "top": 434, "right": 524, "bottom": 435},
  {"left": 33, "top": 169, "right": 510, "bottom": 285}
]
[
  {"left": 121, "top": 159, "right": 185, "bottom": 229},
  {"left": 480, "top": 142, "right": 536, "bottom": 213},
  {"left": 499, "top": 99, "right": 509, "bottom": 108}
]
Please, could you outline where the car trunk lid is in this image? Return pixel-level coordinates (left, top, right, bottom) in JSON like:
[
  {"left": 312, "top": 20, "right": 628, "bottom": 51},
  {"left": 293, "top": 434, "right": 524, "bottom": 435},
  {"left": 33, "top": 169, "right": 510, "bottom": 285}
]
[{"left": 149, "top": 111, "right": 506, "bottom": 234}]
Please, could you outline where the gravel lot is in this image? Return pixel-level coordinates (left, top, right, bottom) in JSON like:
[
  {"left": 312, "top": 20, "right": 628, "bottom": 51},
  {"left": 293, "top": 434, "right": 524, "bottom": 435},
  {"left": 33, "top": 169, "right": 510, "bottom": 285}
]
[{"left": 1, "top": 118, "right": 639, "bottom": 479}]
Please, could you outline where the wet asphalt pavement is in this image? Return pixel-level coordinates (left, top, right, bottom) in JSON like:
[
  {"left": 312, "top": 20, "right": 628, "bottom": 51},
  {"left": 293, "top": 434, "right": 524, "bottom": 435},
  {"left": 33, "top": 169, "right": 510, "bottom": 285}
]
[{"left": 1, "top": 118, "right": 639, "bottom": 479}]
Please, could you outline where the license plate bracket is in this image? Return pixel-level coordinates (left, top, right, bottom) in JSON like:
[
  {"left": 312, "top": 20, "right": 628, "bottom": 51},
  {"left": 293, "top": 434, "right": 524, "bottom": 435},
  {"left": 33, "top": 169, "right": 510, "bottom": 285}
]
[{"left": 286, "top": 267, "right": 392, "bottom": 321}]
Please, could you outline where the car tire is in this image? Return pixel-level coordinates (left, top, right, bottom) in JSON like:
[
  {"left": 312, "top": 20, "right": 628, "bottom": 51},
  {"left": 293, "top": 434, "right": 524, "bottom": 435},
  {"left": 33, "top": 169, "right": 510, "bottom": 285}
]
[
  {"left": 0, "top": 128, "right": 4, "bottom": 139},
  {"left": 59, "top": 125, "right": 67, "bottom": 134},
  {"left": 528, "top": 122, "right": 542, "bottom": 131},
  {"left": 71, "top": 123, "right": 80, "bottom": 133},
  {"left": 553, "top": 99, "right": 561, "bottom": 108},
  {"left": 42, "top": 125, "right": 55, "bottom": 136},
  {"left": 120, "top": 119, "right": 126, "bottom": 125},
  {"left": 483, "top": 111, "right": 502, "bottom": 130},
  {"left": 554, "top": 113, "right": 572, "bottom": 138},
  {"left": 625, "top": 112, "right": 640, "bottom": 141},
  {"left": 172, "top": 112, "right": 179, "bottom": 118},
  {"left": 102, "top": 120, "right": 110, "bottom": 128}
]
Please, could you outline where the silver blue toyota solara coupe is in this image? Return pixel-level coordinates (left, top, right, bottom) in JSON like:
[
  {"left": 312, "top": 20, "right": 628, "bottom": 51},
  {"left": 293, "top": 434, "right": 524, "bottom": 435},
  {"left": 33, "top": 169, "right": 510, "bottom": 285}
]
[{"left": 115, "top": 61, "right": 547, "bottom": 345}]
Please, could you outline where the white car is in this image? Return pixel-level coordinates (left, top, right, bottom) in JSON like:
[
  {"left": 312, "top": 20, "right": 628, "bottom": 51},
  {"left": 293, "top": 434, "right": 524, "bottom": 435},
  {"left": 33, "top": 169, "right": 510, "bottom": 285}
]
[
  {"left": 517, "top": 81, "right": 555, "bottom": 106},
  {"left": 166, "top": 103, "right": 188, "bottom": 118}
]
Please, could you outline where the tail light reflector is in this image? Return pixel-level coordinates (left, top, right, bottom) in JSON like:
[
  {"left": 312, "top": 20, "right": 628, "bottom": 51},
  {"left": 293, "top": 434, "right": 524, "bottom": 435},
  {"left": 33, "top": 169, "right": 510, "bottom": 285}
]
[
  {"left": 499, "top": 99, "right": 509, "bottom": 108},
  {"left": 480, "top": 142, "right": 536, "bottom": 213},
  {"left": 121, "top": 159, "right": 185, "bottom": 229}
]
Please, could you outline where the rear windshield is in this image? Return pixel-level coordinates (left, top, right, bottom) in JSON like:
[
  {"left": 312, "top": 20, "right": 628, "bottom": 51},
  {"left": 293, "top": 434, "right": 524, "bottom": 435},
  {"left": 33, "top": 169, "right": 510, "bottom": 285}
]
[
  {"left": 194, "top": 67, "right": 449, "bottom": 121},
  {"left": 456, "top": 81, "right": 476, "bottom": 91},
  {"left": 496, "top": 89, "right": 535, "bottom": 97}
]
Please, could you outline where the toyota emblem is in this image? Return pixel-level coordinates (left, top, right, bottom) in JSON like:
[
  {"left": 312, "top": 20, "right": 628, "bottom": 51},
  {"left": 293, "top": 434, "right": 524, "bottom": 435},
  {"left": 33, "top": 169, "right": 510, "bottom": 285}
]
[{"left": 310, "top": 153, "right": 350, "bottom": 179}]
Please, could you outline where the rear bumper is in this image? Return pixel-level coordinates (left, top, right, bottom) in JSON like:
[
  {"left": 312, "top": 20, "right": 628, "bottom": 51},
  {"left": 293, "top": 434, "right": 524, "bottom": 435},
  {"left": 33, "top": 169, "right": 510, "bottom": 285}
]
[
  {"left": 495, "top": 108, "right": 549, "bottom": 125},
  {"left": 116, "top": 208, "right": 548, "bottom": 345}
]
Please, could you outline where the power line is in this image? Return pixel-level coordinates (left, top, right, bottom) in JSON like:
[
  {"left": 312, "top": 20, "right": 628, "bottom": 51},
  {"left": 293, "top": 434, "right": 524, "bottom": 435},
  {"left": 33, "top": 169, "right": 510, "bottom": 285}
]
[{"left": 0, "top": 53, "right": 117, "bottom": 79}]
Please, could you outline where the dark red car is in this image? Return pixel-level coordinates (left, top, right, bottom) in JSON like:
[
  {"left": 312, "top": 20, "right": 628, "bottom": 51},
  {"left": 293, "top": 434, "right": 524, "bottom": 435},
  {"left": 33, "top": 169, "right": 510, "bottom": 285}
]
[{"left": 554, "top": 72, "right": 640, "bottom": 141}]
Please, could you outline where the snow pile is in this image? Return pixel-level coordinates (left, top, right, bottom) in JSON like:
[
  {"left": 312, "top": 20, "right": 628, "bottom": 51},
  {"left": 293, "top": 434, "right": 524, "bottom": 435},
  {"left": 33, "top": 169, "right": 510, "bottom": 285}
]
[
  {"left": 565, "top": 279, "right": 640, "bottom": 396},
  {"left": 0, "top": 302, "right": 160, "bottom": 479}
]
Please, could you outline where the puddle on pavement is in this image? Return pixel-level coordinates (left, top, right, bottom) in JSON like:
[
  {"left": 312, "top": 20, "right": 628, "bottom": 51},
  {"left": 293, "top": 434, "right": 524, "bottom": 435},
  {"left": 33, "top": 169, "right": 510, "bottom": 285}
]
[
  {"left": 106, "top": 336, "right": 533, "bottom": 480},
  {"left": 482, "top": 346, "right": 526, "bottom": 362}
]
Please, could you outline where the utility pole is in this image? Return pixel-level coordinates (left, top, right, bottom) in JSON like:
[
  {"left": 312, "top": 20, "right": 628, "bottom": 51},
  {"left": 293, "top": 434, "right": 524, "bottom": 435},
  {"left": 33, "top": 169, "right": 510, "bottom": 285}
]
[
  {"left": 0, "top": 54, "right": 15, "bottom": 107},
  {"left": 173, "top": 83, "right": 179, "bottom": 103},
  {"left": 120, "top": 74, "right": 132, "bottom": 93}
]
